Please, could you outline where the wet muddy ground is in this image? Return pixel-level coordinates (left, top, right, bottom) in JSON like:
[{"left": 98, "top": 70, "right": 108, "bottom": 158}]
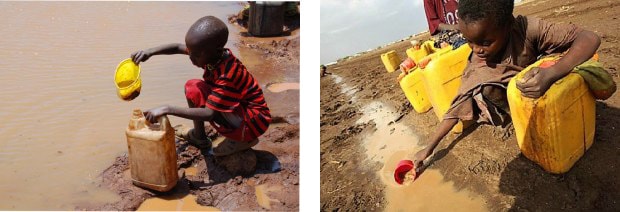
[
  {"left": 321, "top": 0, "right": 620, "bottom": 211},
  {"left": 84, "top": 24, "right": 300, "bottom": 210}
]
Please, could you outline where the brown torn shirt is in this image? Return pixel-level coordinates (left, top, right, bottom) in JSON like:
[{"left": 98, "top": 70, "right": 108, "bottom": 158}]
[{"left": 443, "top": 15, "right": 583, "bottom": 124}]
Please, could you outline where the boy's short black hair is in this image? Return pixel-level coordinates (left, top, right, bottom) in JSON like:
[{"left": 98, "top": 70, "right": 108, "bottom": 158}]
[
  {"left": 188, "top": 16, "right": 229, "bottom": 49},
  {"left": 458, "top": 0, "right": 514, "bottom": 27}
]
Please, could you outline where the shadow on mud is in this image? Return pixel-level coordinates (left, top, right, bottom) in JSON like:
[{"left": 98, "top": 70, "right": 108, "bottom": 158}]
[
  {"left": 192, "top": 149, "right": 282, "bottom": 187},
  {"left": 254, "top": 150, "right": 282, "bottom": 174},
  {"left": 431, "top": 123, "right": 480, "bottom": 166},
  {"left": 499, "top": 102, "right": 620, "bottom": 210}
]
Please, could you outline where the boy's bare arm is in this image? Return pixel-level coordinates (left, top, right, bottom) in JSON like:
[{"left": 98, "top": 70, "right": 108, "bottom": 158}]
[
  {"left": 143, "top": 105, "right": 215, "bottom": 123},
  {"left": 550, "top": 30, "right": 601, "bottom": 79},
  {"left": 131, "top": 43, "right": 188, "bottom": 64},
  {"left": 411, "top": 118, "right": 459, "bottom": 172},
  {"left": 517, "top": 30, "right": 601, "bottom": 98}
]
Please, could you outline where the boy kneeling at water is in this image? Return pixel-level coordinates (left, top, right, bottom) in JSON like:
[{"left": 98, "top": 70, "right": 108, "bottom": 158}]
[
  {"left": 131, "top": 16, "right": 271, "bottom": 156},
  {"left": 412, "top": 0, "right": 601, "bottom": 171}
]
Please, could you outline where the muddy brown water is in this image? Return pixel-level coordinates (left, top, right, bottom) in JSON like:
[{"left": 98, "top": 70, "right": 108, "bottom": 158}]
[
  {"left": 332, "top": 75, "right": 488, "bottom": 211},
  {"left": 0, "top": 2, "right": 297, "bottom": 210},
  {"left": 379, "top": 152, "right": 488, "bottom": 211},
  {"left": 254, "top": 184, "right": 283, "bottom": 210},
  {"left": 135, "top": 167, "right": 213, "bottom": 211},
  {"left": 267, "top": 82, "right": 300, "bottom": 93}
]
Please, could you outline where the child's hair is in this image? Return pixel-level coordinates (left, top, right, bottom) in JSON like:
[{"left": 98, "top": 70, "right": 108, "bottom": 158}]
[
  {"left": 188, "top": 16, "right": 229, "bottom": 49},
  {"left": 457, "top": 0, "right": 514, "bottom": 27}
]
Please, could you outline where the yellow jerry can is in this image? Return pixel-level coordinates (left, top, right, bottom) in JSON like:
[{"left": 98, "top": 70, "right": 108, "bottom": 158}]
[
  {"left": 507, "top": 58, "right": 595, "bottom": 174},
  {"left": 400, "top": 67, "right": 432, "bottom": 113},
  {"left": 381, "top": 50, "right": 401, "bottom": 73},
  {"left": 421, "top": 44, "right": 472, "bottom": 133},
  {"left": 406, "top": 40, "right": 439, "bottom": 64}
]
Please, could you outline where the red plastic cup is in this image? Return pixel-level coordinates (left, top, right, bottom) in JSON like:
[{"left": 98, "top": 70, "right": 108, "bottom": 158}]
[{"left": 394, "top": 159, "right": 416, "bottom": 185}]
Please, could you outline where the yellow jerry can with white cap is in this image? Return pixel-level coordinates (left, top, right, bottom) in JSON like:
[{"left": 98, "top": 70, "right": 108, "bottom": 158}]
[
  {"left": 400, "top": 67, "right": 432, "bottom": 113},
  {"left": 381, "top": 50, "right": 401, "bottom": 73},
  {"left": 421, "top": 44, "right": 472, "bottom": 133},
  {"left": 507, "top": 58, "right": 595, "bottom": 174}
]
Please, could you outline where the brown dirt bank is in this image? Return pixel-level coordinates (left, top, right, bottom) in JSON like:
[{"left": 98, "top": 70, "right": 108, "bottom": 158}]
[
  {"left": 321, "top": 0, "right": 620, "bottom": 211},
  {"left": 81, "top": 36, "right": 300, "bottom": 210}
]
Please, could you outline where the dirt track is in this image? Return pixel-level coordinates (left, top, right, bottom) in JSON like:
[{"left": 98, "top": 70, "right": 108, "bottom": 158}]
[{"left": 320, "top": 0, "right": 620, "bottom": 211}]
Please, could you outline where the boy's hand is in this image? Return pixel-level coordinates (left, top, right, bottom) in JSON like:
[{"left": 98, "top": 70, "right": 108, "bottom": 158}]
[
  {"left": 516, "top": 67, "right": 556, "bottom": 98},
  {"left": 131, "top": 50, "right": 152, "bottom": 65},
  {"left": 143, "top": 105, "right": 170, "bottom": 123},
  {"left": 412, "top": 147, "right": 433, "bottom": 173}
]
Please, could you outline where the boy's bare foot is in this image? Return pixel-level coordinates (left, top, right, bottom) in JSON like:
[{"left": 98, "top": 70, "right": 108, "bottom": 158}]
[{"left": 174, "top": 125, "right": 211, "bottom": 149}]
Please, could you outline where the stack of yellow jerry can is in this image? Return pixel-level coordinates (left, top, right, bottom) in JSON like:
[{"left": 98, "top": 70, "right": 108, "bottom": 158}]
[
  {"left": 381, "top": 50, "right": 401, "bottom": 73},
  {"left": 398, "top": 41, "right": 472, "bottom": 131},
  {"left": 406, "top": 40, "right": 441, "bottom": 64},
  {"left": 507, "top": 58, "right": 596, "bottom": 174},
  {"left": 421, "top": 44, "right": 473, "bottom": 133},
  {"left": 399, "top": 41, "right": 438, "bottom": 113}
]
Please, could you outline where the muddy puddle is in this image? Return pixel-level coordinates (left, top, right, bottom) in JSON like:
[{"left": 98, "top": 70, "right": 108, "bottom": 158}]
[
  {"left": 356, "top": 101, "right": 420, "bottom": 162},
  {"left": 379, "top": 151, "right": 488, "bottom": 211},
  {"left": 330, "top": 74, "right": 488, "bottom": 211},
  {"left": 253, "top": 183, "right": 283, "bottom": 210},
  {"left": 135, "top": 166, "right": 221, "bottom": 211},
  {"left": 266, "top": 82, "right": 300, "bottom": 93},
  {"left": 358, "top": 101, "right": 488, "bottom": 211},
  {"left": 0, "top": 1, "right": 297, "bottom": 210},
  {"left": 138, "top": 195, "right": 219, "bottom": 211}
]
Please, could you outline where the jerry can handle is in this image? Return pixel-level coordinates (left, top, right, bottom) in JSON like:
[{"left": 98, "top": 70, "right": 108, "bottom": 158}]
[
  {"left": 144, "top": 115, "right": 170, "bottom": 132},
  {"left": 158, "top": 115, "right": 170, "bottom": 132}
]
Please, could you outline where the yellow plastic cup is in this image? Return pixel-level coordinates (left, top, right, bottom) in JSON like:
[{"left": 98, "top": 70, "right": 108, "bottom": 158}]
[{"left": 115, "top": 58, "right": 141, "bottom": 101}]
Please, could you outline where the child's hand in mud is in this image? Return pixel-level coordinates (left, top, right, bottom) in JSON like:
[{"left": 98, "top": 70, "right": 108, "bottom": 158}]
[
  {"left": 143, "top": 105, "right": 170, "bottom": 123},
  {"left": 412, "top": 147, "right": 433, "bottom": 173},
  {"left": 516, "top": 66, "right": 556, "bottom": 99},
  {"left": 131, "top": 49, "right": 153, "bottom": 65}
]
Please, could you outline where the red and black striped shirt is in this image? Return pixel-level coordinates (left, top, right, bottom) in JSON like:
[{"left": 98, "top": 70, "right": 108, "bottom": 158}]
[{"left": 203, "top": 49, "right": 271, "bottom": 141}]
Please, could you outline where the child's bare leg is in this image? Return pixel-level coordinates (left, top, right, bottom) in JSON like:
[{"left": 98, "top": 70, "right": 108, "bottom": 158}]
[
  {"left": 186, "top": 98, "right": 207, "bottom": 139},
  {"left": 412, "top": 118, "right": 459, "bottom": 169},
  {"left": 183, "top": 79, "right": 218, "bottom": 140}
]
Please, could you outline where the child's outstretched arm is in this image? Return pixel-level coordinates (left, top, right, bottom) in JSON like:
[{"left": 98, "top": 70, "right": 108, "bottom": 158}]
[
  {"left": 131, "top": 43, "right": 188, "bottom": 65},
  {"left": 143, "top": 105, "right": 215, "bottom": 124},
  {"left": 517, "top": 30, "right": 601, "bottom": 98},
  {"left": 411, "top": 118, "right": 459, "bottom": 173}
]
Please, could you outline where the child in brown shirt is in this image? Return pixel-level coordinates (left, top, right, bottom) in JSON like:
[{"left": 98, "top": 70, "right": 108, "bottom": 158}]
[{"left": 412, "top": 0, "right": 601, "bottom": 172}]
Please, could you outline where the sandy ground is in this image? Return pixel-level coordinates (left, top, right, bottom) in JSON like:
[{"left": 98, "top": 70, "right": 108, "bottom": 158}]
[
  {"left": 320, "top": 0, "right": 620, "bottom": 211},
  {"left": 80, "top": 14, "right": 300, "bottom": 210}
]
